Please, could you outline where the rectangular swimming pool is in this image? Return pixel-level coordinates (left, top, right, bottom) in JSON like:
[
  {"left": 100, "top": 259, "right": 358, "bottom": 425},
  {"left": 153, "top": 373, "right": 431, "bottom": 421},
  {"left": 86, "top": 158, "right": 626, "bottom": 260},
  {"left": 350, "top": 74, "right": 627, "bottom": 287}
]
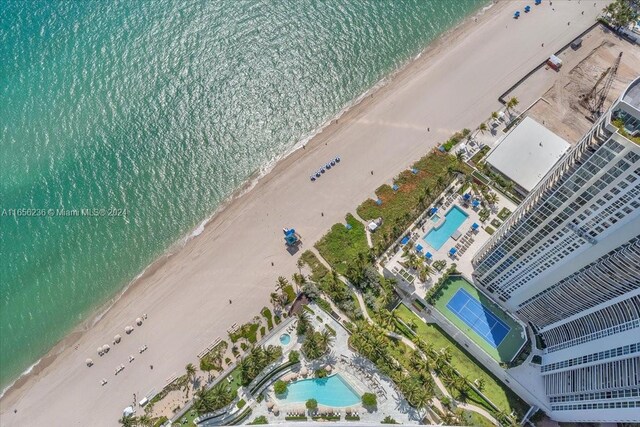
[
  {"left": 423, "top": 205, "right": 468, "bottom": 250},
  {"left": 446, "top": 288, "right": 510, "bottom": 348}
]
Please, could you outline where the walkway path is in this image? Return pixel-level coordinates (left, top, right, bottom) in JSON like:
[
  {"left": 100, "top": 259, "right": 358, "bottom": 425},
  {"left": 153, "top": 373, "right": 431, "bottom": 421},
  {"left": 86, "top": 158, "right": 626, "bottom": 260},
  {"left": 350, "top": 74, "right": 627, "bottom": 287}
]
[{"left": 311, "top": 249, "right": 497, "bottom": 426}]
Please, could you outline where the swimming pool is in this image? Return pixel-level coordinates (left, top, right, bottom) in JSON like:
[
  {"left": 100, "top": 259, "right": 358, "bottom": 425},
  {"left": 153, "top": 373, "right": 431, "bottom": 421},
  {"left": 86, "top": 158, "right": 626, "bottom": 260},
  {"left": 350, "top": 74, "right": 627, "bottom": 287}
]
[
  {"left": 280, "top": 334, "right": 291, "bottom": 345},
  {"left": 276, "top": 374, "right": 360, "bottom": 407},
  {"left": 423, "top": 205, "right": 468, "bottom": 250}
]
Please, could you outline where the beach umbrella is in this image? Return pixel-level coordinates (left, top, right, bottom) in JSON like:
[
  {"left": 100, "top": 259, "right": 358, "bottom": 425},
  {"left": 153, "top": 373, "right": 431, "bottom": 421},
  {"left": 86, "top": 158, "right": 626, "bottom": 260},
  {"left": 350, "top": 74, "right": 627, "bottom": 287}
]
[
  {"left": 291, "top": 373, "right": 298, "bottom": 380},
  {"left": 335, "top": 156, "right": 340, "bottom": 162},
  {"left": 325, "top": 364, "right": 332, "bottom": 372},
  {"left": 123, "top": 406, "right": 134, "bottom": 417},
  {"left": 267, "top": 401, "right": 274, "bottom": 410},
  {"left": 425, "top": 252, "right": 433, "bottom": 260},
  {"left": 86, "top": 358, "right": 93, "bottom": 367},
  {"left": 102, "top": 344, "right": 110, "bottom": 353},
  {"left": 273, "top": 406, "right": 280, "bottom": 415},
  {"left": 400, "top": 236, "right": 410, "bottom": 245},
  {"left": 136, "top": 317, "right": 143, "bottom": 326},
  {"left": 472, "top": 223, "right": 479, "bottom": 230},
  {"left": 125, "top": 325, "right": 134, "bottom": 334},
  {"left": 415, "top": 244, "right": 423, "bottom": 253},
  {"left": 300, "top": 367, "right": 308, "bottom": 376},
  {"left": 114, "top": 334, "right": 121, "bottom": 343},
  {"left": 449, "top": 247, "right": 457, "bottom": 256}
]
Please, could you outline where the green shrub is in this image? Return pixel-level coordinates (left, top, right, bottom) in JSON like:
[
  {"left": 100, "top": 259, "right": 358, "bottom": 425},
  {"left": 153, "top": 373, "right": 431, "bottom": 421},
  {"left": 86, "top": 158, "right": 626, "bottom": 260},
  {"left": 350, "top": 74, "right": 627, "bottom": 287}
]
[
  {"left": 288, "top": 350, "right": 300, "bottom": 363},
  {"left": 362, "top": 392, "right": 377, "bottom": 407},
  {"left": 260, "top": 326, "right": 266, "bottom": 337},
  {"left": 497, "top": 207, "right": 511, "bottom": 221},
  {"left": 306, "top": 398, "right": 318, "bottom": 410},
  {"left": 345, "top": 415, "right": 360, "bottom": 421},
  {"left": 237, "top": 399, "right": 246, "bottom": 409},
  {"left": 261, "top": 307, "right": 274, "bottom": 330},
  {"left": 315, "top": 214, "right": 369, "bottom": 274},
  {"left": 249, "top": 415, "right": 268, "bottom": 424},
  {"left": 485, "top": 226, "right": 495, "bottom": 235},
  {"left": 315, "top": 368, "right": 328, "bottom": 378},
  {"left": 274, "top": 380, "right": 287, "bottom": 395},
  {"left": 300, "top": 250, "right": 330, "bottom": 282},
  {"left": 381, "top": 415, "right": 398, "bottom": 424},
  {"left": 490, "top": 218, "right": 502, "bottom": 228}
]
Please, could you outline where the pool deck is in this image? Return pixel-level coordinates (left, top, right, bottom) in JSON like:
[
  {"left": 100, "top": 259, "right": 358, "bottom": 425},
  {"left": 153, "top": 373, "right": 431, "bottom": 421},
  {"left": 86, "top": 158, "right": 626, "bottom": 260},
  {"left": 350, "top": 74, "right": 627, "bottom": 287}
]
[
  {"left": 248, "top": 303, "right": 421, "bottom": 425},
  {"left": 382, "top": 181, "right": 517, "bottom": 301}
]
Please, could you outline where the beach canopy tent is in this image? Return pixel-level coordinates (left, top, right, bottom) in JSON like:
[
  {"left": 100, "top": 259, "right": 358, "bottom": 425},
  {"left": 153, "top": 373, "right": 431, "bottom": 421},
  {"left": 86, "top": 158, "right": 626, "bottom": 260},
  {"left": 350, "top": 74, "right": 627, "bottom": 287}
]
[
  {"left": 535, "top": 0, "right": 542, "bottom": 4},
  {"left": 123, "top": 407, "right": 134, "bottom": 417},
  {"left": 514, "top": 10, "right": 520, "bottom": 18},
  {"left": 449, "top": 247, "right": 457, "bottom": 256},
  {"left": 547, "top": 54, "right": 563, "bottom": 71},
  {"left": 345, "top": 223, "right": 352, "bottom": 230},
  {"left": 425, "top": 252, "right": 433, "bottom": 260},
  {"left": 400, "top": 236, "right": 410, "bottom": 245},
  {"left": 392, "top": 184, "right": 399, "bottom": 191},
  {"left": 463, "top": 193, "right": 471, "bottom": 200},
  {"left": 472, "top": 199, "right": 481, "bottom": 208},
  {"left": 472, "top": 223, "right": 480, "bottom": 230},
  {"left": 376, "top": 198, "right": 383, "bottom": 205},
  {"left": 368, "top": 222, "right": 378, "bottom": 232},
  {"left": 416, "top": 244, "right": 423, "bottom": 253},
  {"left": 524, "top": 5, "right": 531, "bottom": 12},
  {"left": 429, "top": 207, "right": 438, "bottom": 215}
]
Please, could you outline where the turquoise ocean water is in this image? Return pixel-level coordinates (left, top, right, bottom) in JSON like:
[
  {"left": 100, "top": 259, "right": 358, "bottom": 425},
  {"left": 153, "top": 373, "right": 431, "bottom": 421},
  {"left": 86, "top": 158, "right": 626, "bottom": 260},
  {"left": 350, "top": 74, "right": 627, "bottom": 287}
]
[{"left": 0, "top": 0, "right": 485, "bottom": 389}]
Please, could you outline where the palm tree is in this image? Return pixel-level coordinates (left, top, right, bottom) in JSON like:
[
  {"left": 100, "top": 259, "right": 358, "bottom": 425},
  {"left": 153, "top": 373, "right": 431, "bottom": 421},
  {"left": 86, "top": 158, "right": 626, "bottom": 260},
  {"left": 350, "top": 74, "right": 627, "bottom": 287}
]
[
  {"left": 491, "top": 111, "right": 499, "bottom": 121},
  {"left": 208, "top": 383, "right": 232, "bottom": 409},
  {"left": 137, "top": 414, "right": 153, "bottom": 427},
  {"left": 296, "top": 258, "right": 304, "bottom": 273},
  {"left": 377, "top": 309, "right": 395, "bottom": 330},
  {"left": 292, "top": 272, "right": 306, "bottom": 292},
  {"left": 411, "top": 388, "right": 432, "bottom": 424},
  {"left": 118, "top": 415, "right": 136, "bottom": 427},
  {"left": 454, "top": 151, "right": 465, "bottom": 165},
  {"left": 185, "top": 363, "right": 197, "bottom": 387},
  {"left": 436, "top": 175, "right": 446, "bottom": 191},
  {"left": 418, "top": 264, "right": 432, "bottom": 282},
  {"left": 505, "top": 96, "right": 519, "bottom": 116},
  {"left": 477, "top": 122, "right": 488, "bottom": 136},
  {"left": 270, "top": 292, "right": 281, "bottom": 311},
  {"left": 475, "top": 378, "right": 485, "bottom": 393},
  {"left": 276, "top": 276, "right": 289, "bottom": 293},
  {"left": 485, "top": 192, "right": 498, "bottom": 206}
]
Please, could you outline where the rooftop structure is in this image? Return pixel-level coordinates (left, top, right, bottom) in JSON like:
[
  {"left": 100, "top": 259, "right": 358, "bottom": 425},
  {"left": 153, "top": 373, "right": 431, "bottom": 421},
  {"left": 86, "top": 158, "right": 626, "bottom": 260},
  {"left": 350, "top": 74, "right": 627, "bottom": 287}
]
[{"left": 485, "top": 117, "right": 570, "bottom": 193}]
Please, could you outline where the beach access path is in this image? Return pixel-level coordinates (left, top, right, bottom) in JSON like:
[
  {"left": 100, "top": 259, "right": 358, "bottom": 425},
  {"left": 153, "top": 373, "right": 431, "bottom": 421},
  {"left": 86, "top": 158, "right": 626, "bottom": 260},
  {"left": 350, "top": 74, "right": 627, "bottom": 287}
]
[{"left": 0, "top": 2, "right": 608, "bottom": 425}]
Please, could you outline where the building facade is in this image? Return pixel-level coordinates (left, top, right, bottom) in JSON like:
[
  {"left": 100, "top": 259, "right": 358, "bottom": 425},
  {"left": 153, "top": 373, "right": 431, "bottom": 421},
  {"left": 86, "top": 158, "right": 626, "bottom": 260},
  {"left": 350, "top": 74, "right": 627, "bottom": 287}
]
[{"left": 471, "top": 78, "right": 640, "bottom": 423}]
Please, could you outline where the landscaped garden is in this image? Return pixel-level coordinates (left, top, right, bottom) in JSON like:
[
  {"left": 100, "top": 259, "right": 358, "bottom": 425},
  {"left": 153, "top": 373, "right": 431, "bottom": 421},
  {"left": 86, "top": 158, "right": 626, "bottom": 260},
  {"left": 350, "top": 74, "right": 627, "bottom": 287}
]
[
  {"left": 393, "top": 304, "right": 529, "bottom": 418},
  {"left": 315, "top": 214, "right": 369, "bottom": 275},
  {"left": 357, "top": 151, "right": 468, "bottom": 254}
]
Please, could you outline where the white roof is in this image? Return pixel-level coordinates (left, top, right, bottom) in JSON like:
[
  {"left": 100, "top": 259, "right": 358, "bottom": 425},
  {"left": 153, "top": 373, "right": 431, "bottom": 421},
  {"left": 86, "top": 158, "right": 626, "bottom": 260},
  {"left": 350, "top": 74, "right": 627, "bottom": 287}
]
[
  {"left": 368, "top": 222, "right": 378, "bottom": 232},
  {"left": 486, "top": 117, "right": 570, "bottom": 192}
]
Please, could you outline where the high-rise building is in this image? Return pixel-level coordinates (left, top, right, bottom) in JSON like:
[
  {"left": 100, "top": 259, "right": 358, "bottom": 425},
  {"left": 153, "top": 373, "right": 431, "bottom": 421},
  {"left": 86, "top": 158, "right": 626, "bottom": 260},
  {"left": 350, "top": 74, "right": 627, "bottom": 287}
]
[{"left": 472, "top": 77, "right": 640, "bottom": 423}]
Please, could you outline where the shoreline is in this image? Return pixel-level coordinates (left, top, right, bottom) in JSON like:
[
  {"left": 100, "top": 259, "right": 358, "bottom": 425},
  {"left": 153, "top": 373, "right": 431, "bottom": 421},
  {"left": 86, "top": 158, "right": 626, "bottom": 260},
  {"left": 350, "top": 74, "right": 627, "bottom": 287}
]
[
  {"left": 0, "top": 1, "right": 494, "bottom": 398},
  {"left": 1, "top": 2, "right": 606, "bottom": 424}
]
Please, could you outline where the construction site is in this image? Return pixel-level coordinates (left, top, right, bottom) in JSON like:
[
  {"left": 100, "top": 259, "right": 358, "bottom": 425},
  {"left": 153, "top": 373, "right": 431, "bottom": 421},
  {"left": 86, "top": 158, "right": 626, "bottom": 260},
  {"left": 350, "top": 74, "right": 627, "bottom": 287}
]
[{"left": 503, "top": 23, "right": 640, "bottom": 143}]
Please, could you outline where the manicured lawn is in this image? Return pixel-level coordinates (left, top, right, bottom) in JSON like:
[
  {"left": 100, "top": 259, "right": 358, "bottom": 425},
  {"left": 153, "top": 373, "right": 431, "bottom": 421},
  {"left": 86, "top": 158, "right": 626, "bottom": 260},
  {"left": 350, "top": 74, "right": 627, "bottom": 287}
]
[
  {"left": 315, "top": 214, "right": 369, "bottom": 274},
  {"left": 357, "top": 151, "right": 467, "bottom": 252},
  {"left": 283, "top": 284, "right": 296, "bottom": 304},
  {"left": 431, "top": 276, "right": 525, "bottom": 363},
  {"left": 393, "top": 304, "right": 529, "bottom": 417},
  {"left": 261, "top": 307, "right": 274, "bottom": 330},
  {"left": 464, "top": 410, "right": 495, "bottom": 427},
  {"left": 300, "top": 250, "right": 329, "bottom": 282}
]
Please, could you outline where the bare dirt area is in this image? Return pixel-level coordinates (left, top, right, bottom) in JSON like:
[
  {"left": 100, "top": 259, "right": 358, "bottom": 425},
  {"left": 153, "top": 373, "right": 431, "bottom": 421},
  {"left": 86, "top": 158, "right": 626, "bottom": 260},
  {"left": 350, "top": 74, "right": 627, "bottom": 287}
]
[{"left": 507, "top": 24, "right": 640, "bottom": 143}]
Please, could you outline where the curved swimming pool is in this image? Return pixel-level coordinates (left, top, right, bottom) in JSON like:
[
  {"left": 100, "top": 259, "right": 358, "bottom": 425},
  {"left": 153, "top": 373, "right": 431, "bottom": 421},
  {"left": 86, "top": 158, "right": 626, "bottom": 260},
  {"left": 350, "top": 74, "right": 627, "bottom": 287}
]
[{"left": 276, "top": 373, "right": 360, "bottom": 407}]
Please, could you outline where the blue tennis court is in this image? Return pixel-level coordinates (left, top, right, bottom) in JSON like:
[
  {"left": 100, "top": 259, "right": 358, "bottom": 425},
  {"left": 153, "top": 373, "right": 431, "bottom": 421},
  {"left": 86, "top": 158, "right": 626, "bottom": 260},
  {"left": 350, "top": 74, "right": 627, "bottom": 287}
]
[{"left": 446, "top": 288, "right": 510, "bottom": 348}]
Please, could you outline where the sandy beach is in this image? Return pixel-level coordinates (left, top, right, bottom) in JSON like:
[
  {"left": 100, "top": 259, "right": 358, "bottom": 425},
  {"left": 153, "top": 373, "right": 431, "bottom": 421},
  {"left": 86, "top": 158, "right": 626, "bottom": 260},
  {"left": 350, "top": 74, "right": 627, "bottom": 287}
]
[{"left": 0, "top": 1, "right": 608, "bottom": 425}]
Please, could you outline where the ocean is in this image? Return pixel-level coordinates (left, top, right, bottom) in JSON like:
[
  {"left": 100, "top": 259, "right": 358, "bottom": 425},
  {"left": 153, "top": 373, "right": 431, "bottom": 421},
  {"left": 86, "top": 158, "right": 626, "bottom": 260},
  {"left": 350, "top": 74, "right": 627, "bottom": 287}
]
[{"left": 0, "top": 0, "right": 485, "bottom": 389}]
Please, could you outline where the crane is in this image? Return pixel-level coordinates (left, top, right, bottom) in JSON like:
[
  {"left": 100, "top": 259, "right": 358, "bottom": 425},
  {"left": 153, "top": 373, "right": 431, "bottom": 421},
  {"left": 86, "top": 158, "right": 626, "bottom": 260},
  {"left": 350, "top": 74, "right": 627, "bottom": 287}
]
[{"left": 580, "top": 52, "right": 623, "bottom": 120}]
